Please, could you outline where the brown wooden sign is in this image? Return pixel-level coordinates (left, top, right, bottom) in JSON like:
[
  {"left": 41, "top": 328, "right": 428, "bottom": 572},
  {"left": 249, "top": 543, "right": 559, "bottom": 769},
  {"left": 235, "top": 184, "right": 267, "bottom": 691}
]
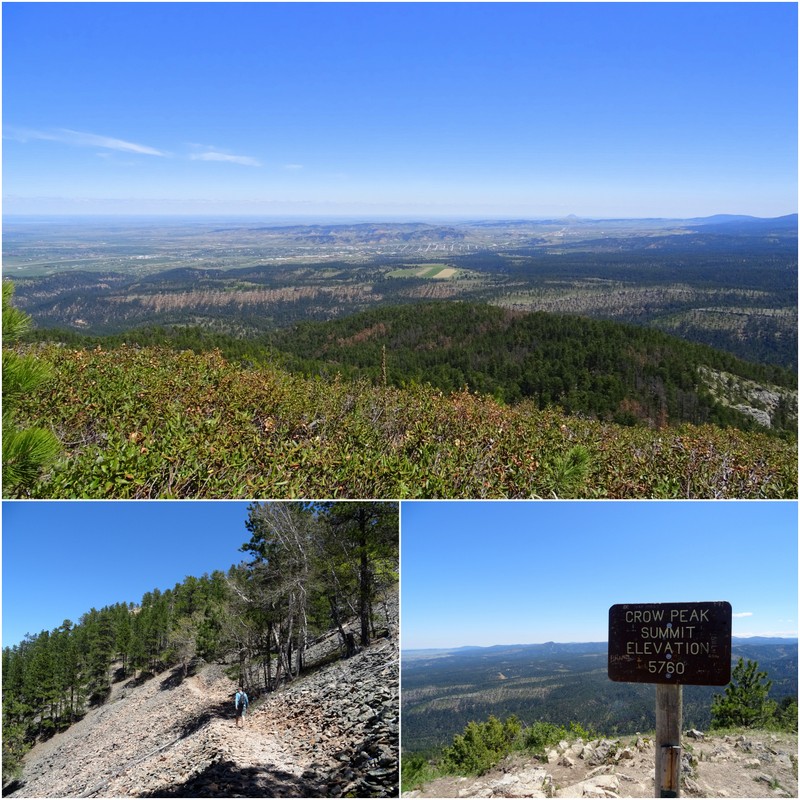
[{"left": 608, "top": 601, "right": 732, "bottom": 686}]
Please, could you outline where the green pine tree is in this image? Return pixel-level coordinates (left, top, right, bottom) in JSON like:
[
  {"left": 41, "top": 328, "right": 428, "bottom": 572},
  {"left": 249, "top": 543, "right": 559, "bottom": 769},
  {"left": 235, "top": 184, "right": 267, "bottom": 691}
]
[
  {"left": 3, "top": 281, "right": 61, "bottom": 495},
  {"left": 711, "top": 657, "right": 777, "bottom": 729},
  {"left": 776, "top": 696, "right": 798, "bottom": 732}
]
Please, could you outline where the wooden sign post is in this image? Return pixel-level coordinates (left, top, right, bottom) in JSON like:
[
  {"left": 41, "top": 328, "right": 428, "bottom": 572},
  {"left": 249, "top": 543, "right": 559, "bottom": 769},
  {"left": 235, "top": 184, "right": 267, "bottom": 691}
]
[
  {"left": 608, "top": 601, "right": 732, "bottom": 798},
  {"left": 655, "top": 684, "right": 682, "bottom": 797}
]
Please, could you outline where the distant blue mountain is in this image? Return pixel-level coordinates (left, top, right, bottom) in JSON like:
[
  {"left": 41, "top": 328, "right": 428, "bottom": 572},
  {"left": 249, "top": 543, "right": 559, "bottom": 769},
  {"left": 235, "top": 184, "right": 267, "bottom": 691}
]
[
  {"left": 686, "top": 213, "right": 797, "bottom": 232},
  {"left": 732, "top": 636, "right": 798, "bottom": 645},
  {"left": 403, "top": 636, "right": 797, "bottom": 655}
]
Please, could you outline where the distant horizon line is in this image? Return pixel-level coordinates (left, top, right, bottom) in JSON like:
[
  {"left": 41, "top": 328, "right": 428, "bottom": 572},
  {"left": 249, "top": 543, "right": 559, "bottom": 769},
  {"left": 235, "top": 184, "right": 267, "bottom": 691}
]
[
  {"left": 404, "top": 634, "right": 799, "bottom": 651},
  {"left": 3, "top": 211, "right": 797, "bottom": 222}
]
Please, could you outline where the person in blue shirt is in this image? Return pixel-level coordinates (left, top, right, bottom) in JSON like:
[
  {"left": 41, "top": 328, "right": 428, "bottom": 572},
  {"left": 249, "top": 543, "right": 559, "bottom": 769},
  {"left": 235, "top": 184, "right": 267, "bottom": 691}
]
[{"left": 234, "top": 687, "right": 249, "bottom": 728}]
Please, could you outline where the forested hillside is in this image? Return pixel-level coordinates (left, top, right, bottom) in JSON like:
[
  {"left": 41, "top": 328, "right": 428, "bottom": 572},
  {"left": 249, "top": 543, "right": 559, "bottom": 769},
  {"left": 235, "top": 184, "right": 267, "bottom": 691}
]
[
  {"left": 27, "top": 302, "right": 796, "bottom": 435},
  {"left": 2, "top": 502, "right": 399, "bottom": 784},
  {"left": 401, "top": 641, "right": 799, "bottom": 754},
  {"left": 266, "top": 302, "right": 797, "bottom": 433}
]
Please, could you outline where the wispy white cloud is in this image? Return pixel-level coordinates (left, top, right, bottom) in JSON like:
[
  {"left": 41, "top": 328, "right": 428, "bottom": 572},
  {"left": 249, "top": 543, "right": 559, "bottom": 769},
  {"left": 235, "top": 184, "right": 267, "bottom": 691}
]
[
  {"left": 283, "top": 163, "right": 304, "bottom": 170},
  {"left": 732, "top": 612, "right": 754, "bottom": 618},
  {"left": 60, "top": 129, "right": 167, "bottom": 156},
  {"left": 190, "top": 150, "right": 262, "bottom": 167},
  {"left": 4, "top": 126, "right": 56, "bottom": 144},
  {"left": 5, "top": 126, "right": 167, "bottom": 156},
  {"left": 7, "top": 128, "right": 263, "bottom": 167}
]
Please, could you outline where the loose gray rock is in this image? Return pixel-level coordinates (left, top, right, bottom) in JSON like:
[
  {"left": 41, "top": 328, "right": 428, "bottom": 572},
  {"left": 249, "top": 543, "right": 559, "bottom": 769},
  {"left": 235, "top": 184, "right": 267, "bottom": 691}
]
[{"left": 9, "top": 593, "right": 399, "bottom": 798}]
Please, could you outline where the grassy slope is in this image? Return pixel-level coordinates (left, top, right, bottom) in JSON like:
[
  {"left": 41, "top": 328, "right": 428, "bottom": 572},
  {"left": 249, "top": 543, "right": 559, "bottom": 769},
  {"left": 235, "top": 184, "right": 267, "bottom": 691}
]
[{"left": 10, "top": 343, "right": 796, "bottom": 499}]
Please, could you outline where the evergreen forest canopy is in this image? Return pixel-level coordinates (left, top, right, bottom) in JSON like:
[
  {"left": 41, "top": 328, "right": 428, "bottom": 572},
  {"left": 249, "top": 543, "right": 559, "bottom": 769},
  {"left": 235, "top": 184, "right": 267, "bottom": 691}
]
[
  {"left": 2, "top": 501, "right": 399, "bottom": 783},
  {"left": 265, "top": 302, "right": 797, "bottom": 434},
  {"left": 22, "top": 301, "right": 798, "bottom": 436}
]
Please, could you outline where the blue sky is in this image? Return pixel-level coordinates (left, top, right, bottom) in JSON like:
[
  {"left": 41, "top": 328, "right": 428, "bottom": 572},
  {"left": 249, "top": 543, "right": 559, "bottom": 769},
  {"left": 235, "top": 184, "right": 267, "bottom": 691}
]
[
  {"left": 4, "top": 500, "right": 796, "bottom": 649},
  {"left": 401, "top": 501, "right": 798, "bottom": 649},
  {"left": 2, "top": 501, "right": 258, "bottom": 647},
  {"left": 3, "top": 2, "right": 797, "bottom": 218}
]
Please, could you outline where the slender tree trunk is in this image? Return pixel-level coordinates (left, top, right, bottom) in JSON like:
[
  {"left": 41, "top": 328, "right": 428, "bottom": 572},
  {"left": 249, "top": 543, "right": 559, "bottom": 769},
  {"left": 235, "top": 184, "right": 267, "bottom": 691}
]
[
  {"left": 238, "top": 649, "right": 246, "bottom": 686},
  {"left": 298, "top": 601, "right": 307, "bottom": 676},
  {"left": 286, "top": 610, "right": 295, "bottom": 679},
  {"left": 359, "top": 508, "right": 371, "bottom": 647},
  {"left": 329, "top": 595, "right": 353, "bottom": 655},
  {"left": 266, "top": 624, "right": 273, "bottom": 690},
  {"left": 270, "top": 625, "right": 291, "bottom": 687}
]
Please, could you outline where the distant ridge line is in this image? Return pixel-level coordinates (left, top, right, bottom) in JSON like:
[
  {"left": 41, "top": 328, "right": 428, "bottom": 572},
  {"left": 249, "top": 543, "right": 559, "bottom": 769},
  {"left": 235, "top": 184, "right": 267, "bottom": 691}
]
[{"left": 403, "top": 636, "right": 798, "bottom": 653}]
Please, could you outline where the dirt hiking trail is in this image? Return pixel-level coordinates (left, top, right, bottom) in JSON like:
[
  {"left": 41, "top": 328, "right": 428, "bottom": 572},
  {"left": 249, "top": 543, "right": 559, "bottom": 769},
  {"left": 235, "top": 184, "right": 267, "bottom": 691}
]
[{"left": 9, "top": 636, "right": 398, "bottom": 798}]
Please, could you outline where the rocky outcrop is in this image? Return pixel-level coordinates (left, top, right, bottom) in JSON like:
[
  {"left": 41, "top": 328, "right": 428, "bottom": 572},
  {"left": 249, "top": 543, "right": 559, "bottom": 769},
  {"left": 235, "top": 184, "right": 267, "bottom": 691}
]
[
  {"left": 697, "top": 365, "right": 798, "bottom": 429},
  {"left": 405, "top": 730, "right": 797, "bottom": 798},
  {"left": 733, "top": 404, "right": 772, "bottom": 428}
]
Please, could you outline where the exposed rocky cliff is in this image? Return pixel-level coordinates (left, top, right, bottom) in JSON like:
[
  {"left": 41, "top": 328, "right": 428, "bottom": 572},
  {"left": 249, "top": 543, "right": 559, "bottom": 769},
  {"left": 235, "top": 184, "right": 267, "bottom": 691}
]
[{"left": 698, "top": 366, "right": 798, "bottom": 430}]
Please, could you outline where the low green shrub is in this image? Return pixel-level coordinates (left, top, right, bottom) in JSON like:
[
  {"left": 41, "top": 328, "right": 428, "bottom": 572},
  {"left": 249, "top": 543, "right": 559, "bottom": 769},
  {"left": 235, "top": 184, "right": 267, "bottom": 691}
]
[
  {"left": 441, "top": 715, "right": 522, "bottom": 776},
  {"left": 418, "top": 716, "right": 601, "bottom": 781},
  {"left": 521, "top": 720, "right": 566, "bottom": 755},
  {"left": 400, "top": 752, "right": 444, "bottom": 792},
  {"left": 8, "top": 344, "right": 796, "bottom": 499},
  {"left": 519, "top": 720, "right": 596, "bottom": 756}
]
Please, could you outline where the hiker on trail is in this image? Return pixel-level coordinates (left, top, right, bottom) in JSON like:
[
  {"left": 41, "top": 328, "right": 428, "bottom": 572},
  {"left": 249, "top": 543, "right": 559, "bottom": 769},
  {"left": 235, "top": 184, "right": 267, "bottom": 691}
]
[{"left": 234, "top": 687, "right": 249, "bottom": 728}]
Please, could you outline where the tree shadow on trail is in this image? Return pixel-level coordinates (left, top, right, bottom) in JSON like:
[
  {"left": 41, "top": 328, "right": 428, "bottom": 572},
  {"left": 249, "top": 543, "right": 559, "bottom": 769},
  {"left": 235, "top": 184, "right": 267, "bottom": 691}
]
[
  {"left": 160, "top": 660, "right": 204, "bottom": 692},
  {"left": 160, "top": 666, "right": 189, "bottom": 692},
  {"left": 2, "top": 779, "right": 25, "bottom": 797},
  {"left": 125, "top": 671, "right": 154, "bottom": 690},
  {"left": 137, "top": 759, "right": 319, "bottom": 798},
  {"left": 175, "top": 697, "right": 234, "bottom": 740}
]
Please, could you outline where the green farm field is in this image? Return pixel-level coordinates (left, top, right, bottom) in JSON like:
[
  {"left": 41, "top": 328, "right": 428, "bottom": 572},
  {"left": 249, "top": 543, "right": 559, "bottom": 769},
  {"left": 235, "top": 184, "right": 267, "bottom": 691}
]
[{"left": 387, "top": 264, "right": 460, "bottom": 279}]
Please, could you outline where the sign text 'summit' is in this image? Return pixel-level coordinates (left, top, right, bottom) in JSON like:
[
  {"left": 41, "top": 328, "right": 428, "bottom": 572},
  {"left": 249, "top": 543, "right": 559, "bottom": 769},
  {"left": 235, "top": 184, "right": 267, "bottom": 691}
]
[{"left": 608, "top": 601, "right": 732, "bottom": 686}]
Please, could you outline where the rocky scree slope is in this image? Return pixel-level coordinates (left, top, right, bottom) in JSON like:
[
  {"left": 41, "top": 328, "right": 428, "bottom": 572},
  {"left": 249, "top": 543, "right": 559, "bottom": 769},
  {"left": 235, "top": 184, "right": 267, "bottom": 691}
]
[
  {"left": 8, "top": 632, "right": 398, "bottom": 797},
  {"left": 403, "top": 730, "right": 797, "bottom": 798}
]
